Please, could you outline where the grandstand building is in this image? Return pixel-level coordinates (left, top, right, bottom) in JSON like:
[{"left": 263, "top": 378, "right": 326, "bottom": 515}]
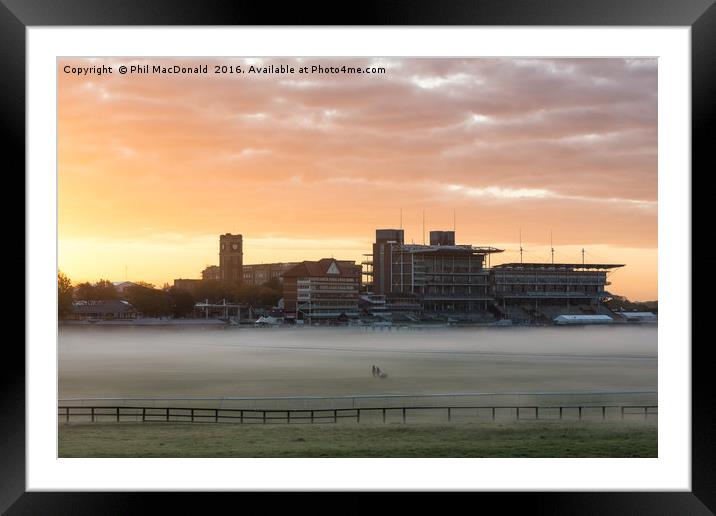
[
  {"left": 367, "top": 228, "right": 504, "bottom": 318},
  {"left": 490, "top": 262, "right": 624, "bottom": 323}
]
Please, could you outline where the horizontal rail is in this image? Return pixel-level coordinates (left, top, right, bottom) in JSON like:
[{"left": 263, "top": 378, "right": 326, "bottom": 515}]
[
  {"left": 59, "top": 390, "right": 657, "bottom": 403},
  {"left": 58, "top": 405, "right": 658, "bottom": 425}
]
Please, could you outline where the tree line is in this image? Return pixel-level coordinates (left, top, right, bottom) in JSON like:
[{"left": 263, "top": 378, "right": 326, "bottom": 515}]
[
  {"left": 603, "top": 295, "right": 658, "bottom": 313},
  {"left": 57, "top": 271, "right": 282, "bottom": 319}
]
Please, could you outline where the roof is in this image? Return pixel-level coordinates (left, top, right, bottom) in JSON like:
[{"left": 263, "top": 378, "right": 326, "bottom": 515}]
[
  {"left": 112, "top": 281, "right": 140, "bottom": 290},
  {"left": 554, "top": 314, "right": 613, "bottom": 322},
  {"left": 282, "top": 258, "right": 360, "bottom": 278},
  {"left": 493, "top": 263, "right": 624, "bottom": 270},
  {"left": 243, "top": 262, "right": 299, "bottom": 271},
  {"left": 398, "top": 244, "right": 504, "bottom": 255},
  {"left": 255, "top": 316, "right": 281, "bottom": 324},
  {"left": 620, "top": 312, "right": 657, "bottom": 318},
  {"left": 72, "top": 299, "right": 137, "bottom": 314}
]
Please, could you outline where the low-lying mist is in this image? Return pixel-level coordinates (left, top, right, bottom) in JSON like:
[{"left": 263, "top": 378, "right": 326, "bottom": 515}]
[{"left": 58, "top": 325, "right": 657, "bottom": 399}]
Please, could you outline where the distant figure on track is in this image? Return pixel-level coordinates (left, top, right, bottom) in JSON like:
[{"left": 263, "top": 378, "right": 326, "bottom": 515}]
[
  {"left": 371, "top": 365, "right": 377, "bottom": 377},
  {"left": 375, "top": 366, "right": 388, "bottom": 379}
]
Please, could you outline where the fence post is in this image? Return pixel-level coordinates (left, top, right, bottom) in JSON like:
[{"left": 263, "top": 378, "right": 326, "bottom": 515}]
[
  {"left": 357, "top": 409, "right": 360, "bottom": 424},
  {"left": 578, "top": 407, "right": 582, "bottom": 420},
  {"left": 644, "top": 407, "right": 648, "bottom": 420},
  {"left": 516, "top": 407, "right": 520, "bottom": 420},
  {"left": 448, "top": 408, "right": 451, "bottom": 422},
  {"left": 66, "top": 407, "right": 70, "bottom": 423},
  {"left": 263, "top": 411, "right": 267, "bottom": 424},
  {"left": 240, "top": 410, "right": 244, "bottom": 424},
  {"left": 492, "top": 407, "right": 495, "bottom": 421},
  {"left": 287, "top": 411, "right": 291, "bottom": 424},
  {"left": 535, "top": 407, "right": 539, "bottom": 420},
  {"left": 142, "top": 407, "right": 146, "bottom": 422},
  {"left": 382, "top": 408, "right": 386, "bottom": 423},
  {"left": 402, "top": 408, "right": 406, "bottom": 424},
  {"left": 334, "top": 410, "right": 337, "bottom": 424},
  {"left": 310, "top": 410, "right": 314, "bottom": 424},
  {"left": 621, "top": 406, "right": 624, "bottom": 420},
  {"left": 215, "top": 409, "right": 218, "bottom": 423},
  {"left": 116, "top": 407, "right": 120, "bottom": 423},
  {"left": 166, "top": 407, "right": 170, "bottom": 422},
  {"left": 602, "top": 406, "right": 606, "bottom": 420},
  {"left": 191, "top": 409, "right": 194, "bottom": 423},
  {"left": 91, "top": 407, "right": 95, "bottom": 423},
  {"left": 559, "top": 407, "right": 563, "bottom": 420}
]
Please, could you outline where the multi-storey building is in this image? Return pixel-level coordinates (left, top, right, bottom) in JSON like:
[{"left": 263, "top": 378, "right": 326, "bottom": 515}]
[
  {"left": 369, "top": 228, "right": 503, "bottom": 315},
  {"left": 242, "top": 262, "right": 299, "bottom": 286},
  {"left": 370, "top": 228, "right": 405, "bottom": 296},
  {"left": 173, "top": 278, "right": 203, "bottom": 294},
  {"left": 282, "top": 258, "right": 361, "bottom": 323},
  {"left": 201, "top": 265, "right": 221, "bottom": 281},
  {"left": 490, "top": 262, "right": 624, "bottom": 322},
  {"left": 219, "top": 233, "right": 243, "bottom": 285}
]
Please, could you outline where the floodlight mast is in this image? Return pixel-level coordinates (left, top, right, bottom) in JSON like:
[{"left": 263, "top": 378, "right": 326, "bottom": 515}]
[
  {"left": 422, "top": 209, "right": 425, "bottom": 245},
  {"left": 519, "top": 228, "right": 523, "bottom": 264}
]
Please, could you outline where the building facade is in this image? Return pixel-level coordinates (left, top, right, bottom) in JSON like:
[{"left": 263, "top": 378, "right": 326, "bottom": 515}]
[
  {"left": 242, "top": 262, "right": 299, "bottom": 286},
  {"left": 369, "top": 228, "right": 503, "bottom": 316},
  {"left": 202, "top": 265, "right": 221, "bottom": 281},
  {"left": 173, "top": 278, "right": 203, "bottom": 294},
  {"left": 219, "top": 233, "right": 243, "bottom": 284},
  {"left": 370, "top": 228, "right": 404, "bottom": 296},
  {"left": 490, "top": 262, "right": 624, "bottom": 322},
  {"left": 282, "top": 258, "right": 361, "bottom": 323},
  {"left": 71, "top": 300, "right": 139, "bottom": 320}
]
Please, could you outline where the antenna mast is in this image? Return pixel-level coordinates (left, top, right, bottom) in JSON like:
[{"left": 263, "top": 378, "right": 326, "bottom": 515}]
[
  {"left": 519, "top": 228, "right": 523, "bottom": 264},
  {"left": 422, "top": 209, "right": 425, "bottom": 245},
  {"left": 453, "top": 208, "right": 456, "bottom": 233},
  {"left": 581, "top": 248, "right": 585, "bottom": 266},
  {"left": 550, "top": 230, "right": 554, "bottom": 264}
]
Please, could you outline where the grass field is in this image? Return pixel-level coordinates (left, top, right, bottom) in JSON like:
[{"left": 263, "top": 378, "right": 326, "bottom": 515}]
[
  {"left": 59, "top": 326, "right": 657, "bottom": 400},
  {"left": 58, "top": 420, "right": 657, "bottom": 458}
]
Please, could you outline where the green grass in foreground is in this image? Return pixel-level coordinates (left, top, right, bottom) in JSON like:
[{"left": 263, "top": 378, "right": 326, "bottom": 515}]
[{"left": 58, "top": 420, "right": 657, "bottom": 458}]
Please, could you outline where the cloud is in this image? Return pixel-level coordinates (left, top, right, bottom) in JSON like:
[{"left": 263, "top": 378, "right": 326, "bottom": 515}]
[{"left": 58, "top": 57, "right": 658, "bottom": 297}]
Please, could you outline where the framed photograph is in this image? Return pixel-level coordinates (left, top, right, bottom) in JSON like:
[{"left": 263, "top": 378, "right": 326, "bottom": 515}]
[{"left": 8, "top": 0, "right": 712, "bottom": 512}]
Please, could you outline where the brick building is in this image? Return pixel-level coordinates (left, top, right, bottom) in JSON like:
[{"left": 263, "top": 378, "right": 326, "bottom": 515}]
[
  {"left": 242, "top": 262, "right": 299, "bottom": 286},
  {"left": 219, "top": 233, "right": 243, "bottom": 284},
  {"left": 201, "top": 265, "right": 221, "bottom": 281},
  {"left": 282, "top": 258, "right": 361, "bottom": 323}
]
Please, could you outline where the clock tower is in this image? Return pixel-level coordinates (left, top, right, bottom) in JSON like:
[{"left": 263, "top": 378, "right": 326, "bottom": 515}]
[{"left": 219, "top": 233, "right": 243, "bottom": 285}]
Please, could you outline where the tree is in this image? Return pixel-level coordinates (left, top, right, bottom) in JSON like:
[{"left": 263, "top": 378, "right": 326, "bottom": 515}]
[
  {"left": 73, "top": 279, "right": 118, "bottom": 300},
  {"left": 125, "top": 284, "right": 171, "bottom": 317},
  {"left": 257, "top": 285, "right": 281, "bottom": 307},
  {"left": 228, "top": 280, "right": 282, "bottom": 308},
  {"left": 168, "top": 287, "right": 195, "bottom": 318},
  {"left": 194, "top": 280, "right": 227, "bottom": 303},
  {"left": 262, "top": 277, "right": 282, "bottom": 292},
  {"left": 604, "top": 295, "right": 658, "bottom": 313},
  {"left": 58, "top": 271, "right": 74, "bottom": 319},
  {"left": 258, "top": 278, "right": 282, "bottom": 307}
]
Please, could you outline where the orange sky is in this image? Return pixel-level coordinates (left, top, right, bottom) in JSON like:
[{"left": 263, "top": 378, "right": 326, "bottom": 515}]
[{"left": 58, "top": 58, "right": 657, "bottom": 300}]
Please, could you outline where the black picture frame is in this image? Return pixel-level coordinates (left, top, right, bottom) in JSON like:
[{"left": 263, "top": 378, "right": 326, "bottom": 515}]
[{"left": 6, "top": 0, "right": 712, "bottom": 513}]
